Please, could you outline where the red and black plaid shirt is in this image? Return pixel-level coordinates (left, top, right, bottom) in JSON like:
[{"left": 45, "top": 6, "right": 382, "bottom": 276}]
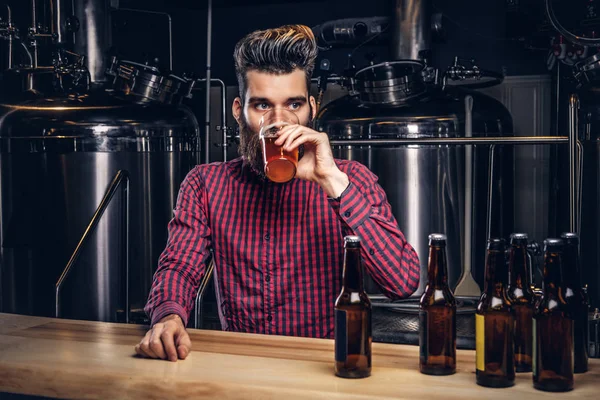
[{"left": 145, "top": 157, "right": 420, "bottom": 338}]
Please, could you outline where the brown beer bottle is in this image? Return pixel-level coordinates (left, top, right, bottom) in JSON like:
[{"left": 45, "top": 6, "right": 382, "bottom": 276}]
[
  {"left": 335, "top": 235, "right": 372, "bottom": 378},
  {"left": 560, "top": 232, "right": 589, "bottom": 374},
  {"left": 419, "top": 233, "right": 456, "bottom": 375},
  {"left": 507, "top": 233, "right": 534, "bottom": 372},
  {"left": 533, "top": 238, "right": 574, "bottom": 392},
  {"left": 476, "top": 238, "right": 515, "bottom": 388}
]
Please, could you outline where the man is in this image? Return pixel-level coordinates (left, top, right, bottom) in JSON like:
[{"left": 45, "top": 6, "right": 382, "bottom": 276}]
[{"left": 135, "top": 24, "right": 420, "bottom": 362}]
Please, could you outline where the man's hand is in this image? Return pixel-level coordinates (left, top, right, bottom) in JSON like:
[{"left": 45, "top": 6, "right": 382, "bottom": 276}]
[
  {"left": 134, "top": 314, "right": 191, "bottom": 362},
  {"left": 275, "top": 125, "right": 349, "bottom": 198}
]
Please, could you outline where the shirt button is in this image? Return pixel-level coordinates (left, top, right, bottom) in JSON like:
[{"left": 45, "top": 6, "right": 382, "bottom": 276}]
[
  {"left": 344, "top": 211, "right": 351, "bottom": 217},
  {"left": 264, "top": 234, "right": 270, "bottom": 241},
  {"left": 265, "top": 275, "right": 271, "bottom": 282},
  {"left": 267, "top": 315, "right": 273, "bottom": 322},
  {"left": 369, "top": 249, "right": 375, "bottom": 255}
]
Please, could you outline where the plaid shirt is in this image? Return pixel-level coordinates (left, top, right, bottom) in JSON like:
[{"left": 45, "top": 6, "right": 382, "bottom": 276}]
[{"left": 145, "top": 157, "right": 420, "bottom": 338}]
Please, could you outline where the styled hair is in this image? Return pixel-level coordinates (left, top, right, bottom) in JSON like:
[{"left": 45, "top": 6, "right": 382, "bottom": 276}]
[{"left": 233, "top": 24, "right": 318, "bottom": 100}]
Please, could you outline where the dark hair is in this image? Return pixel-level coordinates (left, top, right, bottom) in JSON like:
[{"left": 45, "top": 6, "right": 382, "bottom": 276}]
[{"left": 233, "top": 24, "right": 318, "bottom": 101}]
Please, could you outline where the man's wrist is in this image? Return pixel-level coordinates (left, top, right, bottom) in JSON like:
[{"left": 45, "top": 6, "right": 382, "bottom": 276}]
[
  {"left": 158, "top": 314, "right": 183, "bottom": 325},
  {"left": 150, "top": 301, "right": 188, "bottom": 327},
  {"left": 318, "top": 168, "right": 349, "bottom": 199}
]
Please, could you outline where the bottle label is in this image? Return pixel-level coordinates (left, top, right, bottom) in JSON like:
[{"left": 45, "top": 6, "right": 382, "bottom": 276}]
[
  {"left": 419, "top": 310, "right": 427, "bottom": 364},
  {"left": 476, "top": 314, "right": 485, "bottom": 371},
  {"left": 335, "top": 309, "right": 347, "bottom": 362}
]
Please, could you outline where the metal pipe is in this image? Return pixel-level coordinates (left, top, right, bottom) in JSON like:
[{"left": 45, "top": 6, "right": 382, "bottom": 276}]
[
  {"left": 55, "top": 0, "right": 65, "bottom": 43},
  {"left": 73, "top": 0, "right": 111, "bottom": 85},
  {"left": 464, "top": 95, "right": 473, "bottom": 271},
  {"left": 7, "top": 24, "right": 11, "bottom": 70},
  {"left": 194, "top": 78, "right": 228, "bottom": 161},
  {"left": 122, "top": 173, "right": 130, "bottom": 323},
  {"left": 455, "top": 95, "right": 480, "bottom": 297},
  {"left": 54, "top": 0, "right": 75, "bottom": 46},
  {"left": 31, "top": 0, "right": 38, "bottom": 68},
  {"left": 569, "top": 94, "right": 578, "bottom": 233},
  {"left": 117, "top": 8, "right": 173, "bottom": 70},
  {"left": 55, "top": 170, "right": 130, "bottom": 319},
  {"left": 31, "top": 0, "right": 37, "bottom": 33},
  {"left": 486, "top": 145, "right": 497, "bottom": 242},
  {"left": 218, "top": 80, "right": 227, "bottom": 162},
  {"left": 329, "top": 136, "right": 569, "bottom": 146},
  {"left": 194, "top": 258, "right": 215, "bottom": 329},
  {"left": 5, "top": 5, "right": 12, "bottom": 69},
  {"left": 49, "top": 0, "right": 55, "bottom": 36},
  {"left": 391, "top": 0, "right": 430, "bottom": 60},
  {"left": 204, "top": 0, "right": 213, "bottom": 164},
  {"left": 20, "top": 41, "right": 34, "bottom": 67},
  {"left": 311, "top": 76, "right": 343, "bottom": 84},
  {"left": 168, "top": 12, "right": 172, "bottom": 70},
  {"left": 556, "top": 62, "right": 560, "bottom": 136},
  {"left": 577, "top": 141, "right": 583, "bottom": 236}
]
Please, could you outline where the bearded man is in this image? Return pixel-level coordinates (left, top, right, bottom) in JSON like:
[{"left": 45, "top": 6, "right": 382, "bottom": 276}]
[{"left": 135, "top": 24, "right": 420, "bottom": 362}]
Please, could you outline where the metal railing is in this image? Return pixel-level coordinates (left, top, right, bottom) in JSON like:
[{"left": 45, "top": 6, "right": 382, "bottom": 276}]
[
  {"left": 55, "top": 170, "right": 130, "bottom": 322},
  {"left": 193, "top": 78, "right": 228, "bottom": 163},
  {"left": 329, "top": 136, "right": 569, "bottom": 146},
  {"left": 329, "top": 94, "right": 581, "bottom": 237},
  {"left": 194, "top": 257, "right": 215, "bottom": 329}
]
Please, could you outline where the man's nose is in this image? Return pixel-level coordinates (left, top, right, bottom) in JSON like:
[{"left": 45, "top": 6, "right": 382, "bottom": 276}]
[{"left": 272, "top": 107, "right": 285, "bottom": 120}]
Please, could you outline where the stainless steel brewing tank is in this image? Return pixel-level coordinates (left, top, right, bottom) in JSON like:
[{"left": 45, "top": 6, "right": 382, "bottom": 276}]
[
  {"left": 316, "top": 87, "right": 514, "bottom": 296},
  {"left": 0, "top": 92, "right": 200, "bottom": 322}
]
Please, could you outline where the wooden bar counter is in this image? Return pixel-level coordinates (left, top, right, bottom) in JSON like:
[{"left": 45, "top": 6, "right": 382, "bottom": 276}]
[{"left": 0, "top": 313, "right": 598, "bottom": 399}]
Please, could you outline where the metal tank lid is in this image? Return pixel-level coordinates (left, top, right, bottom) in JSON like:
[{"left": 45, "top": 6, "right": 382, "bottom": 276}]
[
  {"left": 0, "top": 91, "right": 199, "bottom": 139},
  {"left": 316, "top": 86, "right": 514, "bottom": 140},
  {"left": 354, "top": 60, "right": 427, "bottom": 106}
]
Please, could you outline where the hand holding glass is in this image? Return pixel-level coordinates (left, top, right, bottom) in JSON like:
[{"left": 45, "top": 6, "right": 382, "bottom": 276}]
[{"left": 259, "top": 109, "right": 299, "bottom": 183}]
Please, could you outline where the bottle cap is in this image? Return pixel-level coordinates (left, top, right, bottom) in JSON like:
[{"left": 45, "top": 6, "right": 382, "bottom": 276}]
[
  {"left": 428, "top": 233, "right": 447, "bottom": 245},
  {"left": 560, "top": 232, "right": 579, "bottom": 245},
  {"left": 344, "top": 235, "right": 361, "bottom": 248},
  {"left": 487, "top": 237, "right": 506, "bottom": 250},
  {"left": 543, "top": 238, "right": 564, "bottom": 251},
  {"left": 510, "top": 232, "right": 528, "bottom": 240}
]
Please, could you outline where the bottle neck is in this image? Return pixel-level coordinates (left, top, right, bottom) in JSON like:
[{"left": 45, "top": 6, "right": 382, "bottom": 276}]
[
  {"left": 561, "top": 244, "right": 582, "bottom": 289},
  {"left": 427, "top": 245, "right": 448, "bottom": 287},
  {"left": 484, "top": 249, "right": 508, "bottom": 294},
  {"left": 509, "top": 244, "right": 530, "bottom": 288},
  {"left": 342, "top": 247, "right": 364, "bottom": 292},
  {"left": 542, "top": 251, "right": 562, "bottom": 296}
]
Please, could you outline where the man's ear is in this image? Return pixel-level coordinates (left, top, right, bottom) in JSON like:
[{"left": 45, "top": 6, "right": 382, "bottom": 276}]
[
  {"left": 232, "top": 97, "right": 243, "bottom": 123},
  {"left": 309, "top": 95, "right": 317, "bottom": 119}
]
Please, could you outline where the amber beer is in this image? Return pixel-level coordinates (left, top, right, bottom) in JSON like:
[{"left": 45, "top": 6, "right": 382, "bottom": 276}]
[
  {"left": 419, "top": 233, "right": 456, "bottom": 375},
  {"left": 507, "top": 233, "right": 534, "bottom": 373},
  {"left": 335, "top": 235, "right": 372, "bottom": 378},
  {"left": 261, "top": 124, "right": 298, "bottom": 183},
  {"left": 533, "top": 238, "right": 574, "bottom": 392},
  {"left": 476, "top": 238, "right": 515, "bottom": 388},
  {"left": 560, "top": 232, "right": 588, "bottom": 374}
]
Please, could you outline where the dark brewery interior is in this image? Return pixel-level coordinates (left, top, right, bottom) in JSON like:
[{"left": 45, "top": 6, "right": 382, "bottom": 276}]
[{"left": 0, "top": 1, "right": 599, "bottom": 398}]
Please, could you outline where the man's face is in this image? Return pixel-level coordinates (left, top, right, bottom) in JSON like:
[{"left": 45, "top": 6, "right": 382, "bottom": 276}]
[{"left": 234, "top": 69, "right": 315, "bottom": 178}]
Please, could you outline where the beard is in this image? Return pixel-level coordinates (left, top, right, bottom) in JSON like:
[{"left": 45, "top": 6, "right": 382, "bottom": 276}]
[{"left": 238, "top": 107, "right": 314, "bottom": 179}]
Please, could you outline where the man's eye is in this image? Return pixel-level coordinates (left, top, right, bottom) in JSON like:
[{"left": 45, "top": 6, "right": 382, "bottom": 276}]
[
  {"left": 289, "top": 102, "right": 301, "bottom": 110},
  {"left": 255, "top": 103, "right": 270, "bottom": 110}
]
